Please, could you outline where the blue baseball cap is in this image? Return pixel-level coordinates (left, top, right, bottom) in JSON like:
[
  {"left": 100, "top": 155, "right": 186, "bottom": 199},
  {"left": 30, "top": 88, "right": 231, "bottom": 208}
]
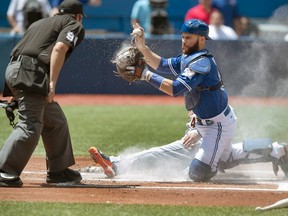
[{"left": 181, "top": 19, "right": 211, "bottom": 40}]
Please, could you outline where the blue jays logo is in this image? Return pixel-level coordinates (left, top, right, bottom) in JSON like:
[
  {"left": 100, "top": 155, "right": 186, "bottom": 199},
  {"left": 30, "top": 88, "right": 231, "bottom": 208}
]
[{"left": 182, "top": 68, "right": 195, "bottom": 79}]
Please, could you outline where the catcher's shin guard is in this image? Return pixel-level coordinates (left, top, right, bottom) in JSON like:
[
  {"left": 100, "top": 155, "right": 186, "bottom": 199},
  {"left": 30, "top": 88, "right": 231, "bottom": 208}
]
[
  {"left": 218, "top": 138, "right": 274, "bottom": 171},
  {"left": 272, "top": 142, "right": 288, "bottom": 177},
  {"left": 243, "top": 138, "right": 288, "bottom": 176},
  {"left": 218, "top": 138, "right": 288, "bottom": 177},
  {"left": 243, "top": 138, "right": 273, "bottom": 155}
]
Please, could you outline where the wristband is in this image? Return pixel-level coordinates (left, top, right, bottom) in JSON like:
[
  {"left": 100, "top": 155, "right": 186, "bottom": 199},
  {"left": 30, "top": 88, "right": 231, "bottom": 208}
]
[{"left": 147, "top": 73, "right": 164, "bottom": 89}]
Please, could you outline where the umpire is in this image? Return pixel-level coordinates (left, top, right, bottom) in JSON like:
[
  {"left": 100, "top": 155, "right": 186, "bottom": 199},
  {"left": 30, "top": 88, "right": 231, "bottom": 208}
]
[{"left": 0, "top": 0, "right": 85, "bottom": 187}]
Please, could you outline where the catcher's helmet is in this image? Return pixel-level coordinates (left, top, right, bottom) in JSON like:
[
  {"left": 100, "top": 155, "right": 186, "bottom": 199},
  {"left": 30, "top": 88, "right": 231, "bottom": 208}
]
[{"left": 181, "top": 19, "right": 211, "bottom": 40}]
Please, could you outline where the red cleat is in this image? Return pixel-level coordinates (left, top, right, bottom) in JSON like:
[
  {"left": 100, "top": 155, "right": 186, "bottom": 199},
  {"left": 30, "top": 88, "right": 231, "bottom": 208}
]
[{"left": 88, "top": 147, "right": 115, "bottom": 178}]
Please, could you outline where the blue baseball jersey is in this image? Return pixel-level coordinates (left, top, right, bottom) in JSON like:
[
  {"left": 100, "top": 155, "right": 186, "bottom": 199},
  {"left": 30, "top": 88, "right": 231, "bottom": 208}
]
[{"left": 156, "top": 49, "right": 228, "bottom": 119}]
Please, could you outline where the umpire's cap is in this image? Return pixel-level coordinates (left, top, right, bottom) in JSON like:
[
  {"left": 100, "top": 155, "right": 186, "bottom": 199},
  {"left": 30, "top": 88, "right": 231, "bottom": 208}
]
[
  {"left": 181, "top": 19, "right": 211, "bottom": 40},
  {"left": 59, "top": 0, "right": 87, "bottom": 17}
]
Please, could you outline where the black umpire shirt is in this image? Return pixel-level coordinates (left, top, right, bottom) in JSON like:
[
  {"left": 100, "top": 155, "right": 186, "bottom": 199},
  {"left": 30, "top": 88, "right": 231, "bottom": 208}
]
[{"left": 10, "top": 14, "right": 85, "bottom": 66}]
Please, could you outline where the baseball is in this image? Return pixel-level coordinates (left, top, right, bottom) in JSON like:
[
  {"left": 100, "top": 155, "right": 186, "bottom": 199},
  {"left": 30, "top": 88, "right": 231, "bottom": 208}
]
[{"left": 132, "top": 28, "right": 142, "bottom": 37}]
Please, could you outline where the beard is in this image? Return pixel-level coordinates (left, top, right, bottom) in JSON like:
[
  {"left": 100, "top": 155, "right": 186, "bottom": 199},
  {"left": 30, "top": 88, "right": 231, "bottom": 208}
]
[{"left": 182, "top": 41, "right": 200, "bottom": 55}]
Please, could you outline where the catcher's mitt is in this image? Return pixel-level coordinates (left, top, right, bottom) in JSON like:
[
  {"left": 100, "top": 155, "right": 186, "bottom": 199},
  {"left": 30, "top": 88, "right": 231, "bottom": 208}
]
[{"left": 112, "top": 45, "right": 146, "bottom": 83}]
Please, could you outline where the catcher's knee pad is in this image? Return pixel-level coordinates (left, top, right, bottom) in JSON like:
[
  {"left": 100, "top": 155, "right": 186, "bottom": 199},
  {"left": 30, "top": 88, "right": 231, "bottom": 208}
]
[
  {"left": 243, "top": 138, "right": 273, "bottom": 155},
  {"left": 188, "top": 158, "right": 217, "bottom": 182}
]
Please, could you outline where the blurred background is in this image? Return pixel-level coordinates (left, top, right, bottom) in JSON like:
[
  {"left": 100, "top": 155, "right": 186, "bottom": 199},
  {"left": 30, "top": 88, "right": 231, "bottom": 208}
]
[{"left": 0, "top": 0, "right": 287, "bottom": 37}]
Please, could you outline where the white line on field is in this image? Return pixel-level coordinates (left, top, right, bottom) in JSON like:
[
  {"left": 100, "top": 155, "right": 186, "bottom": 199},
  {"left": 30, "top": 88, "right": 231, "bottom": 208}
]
[
  {"left": 22, "top": 170, "right": 288, "bottom": 192},
  {"left": 138, "top": 186, "right": 288, "bottom": 192}
]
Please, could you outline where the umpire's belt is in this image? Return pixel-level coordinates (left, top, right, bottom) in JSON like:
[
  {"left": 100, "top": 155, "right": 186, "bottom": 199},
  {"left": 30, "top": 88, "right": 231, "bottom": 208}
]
[
  {"left": 10, "top": 55, "right": 49, "bottom": 70},
  {"left": 196, "top": 106, "right": 231, "bottom": 126}
]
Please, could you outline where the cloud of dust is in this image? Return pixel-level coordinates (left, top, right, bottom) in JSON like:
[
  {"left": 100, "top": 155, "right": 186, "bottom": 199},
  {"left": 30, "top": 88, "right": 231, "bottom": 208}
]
[
  {"left": 225, "top": 5, "right": 288, "bottom": 140},
  {"left": 112, "top": 146, "right": 190, "bottom": 182},
  {"left": 112, "top": 37, "right": 135, "bottom": 60},
  {"left": 230, "top": 42, "right": 287, "bottom": 140},
  {"left": 229, "top": 4, "right": 288, "bottom": 97}
]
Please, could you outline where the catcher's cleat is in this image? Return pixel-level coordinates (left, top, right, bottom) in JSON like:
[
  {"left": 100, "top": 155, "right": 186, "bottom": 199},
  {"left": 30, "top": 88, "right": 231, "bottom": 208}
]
[
  {"left": 89, "top": 147, "right": 115, "bottom": 178},
  {"left": 0, "top": 172, "right": 23, "bottom": 187},
  {"left": 272, "top": 142, "right": 288, "bottom": 177},
  {"left": 46, "top": 168, "right": 82, "bottom": 184}
]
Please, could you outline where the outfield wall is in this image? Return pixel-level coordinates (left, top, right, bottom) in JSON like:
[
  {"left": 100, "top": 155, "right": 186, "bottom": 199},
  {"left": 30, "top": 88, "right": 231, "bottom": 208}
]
[{"left": 0, "top": 35, "right": 287, "bottom": 97}]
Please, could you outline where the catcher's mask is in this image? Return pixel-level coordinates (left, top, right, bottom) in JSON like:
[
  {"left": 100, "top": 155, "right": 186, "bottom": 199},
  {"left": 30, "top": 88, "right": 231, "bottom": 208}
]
[{"left": 181, "top": 19, "right": 211, "bottom": 40}]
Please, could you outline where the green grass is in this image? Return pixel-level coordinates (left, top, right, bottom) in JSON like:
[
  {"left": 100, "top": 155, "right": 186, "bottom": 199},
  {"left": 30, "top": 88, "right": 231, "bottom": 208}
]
[
  {"left": 0, "top": 105, "right": 189, "bottom": 156},
  {"left": 2, "top": 104, "right": 287, "bottom": 156},
  {"left": 0, "top": 103, "right": 288, "bottom": 215},
  {"left": 1, "top": 201, "right": 288, "bottom": 216},
  {"left": 62, "top": 105, "right": 188, "bottom": 156},
  {"left": 1, "top": 104, "right": 288, "bottom": 155}
]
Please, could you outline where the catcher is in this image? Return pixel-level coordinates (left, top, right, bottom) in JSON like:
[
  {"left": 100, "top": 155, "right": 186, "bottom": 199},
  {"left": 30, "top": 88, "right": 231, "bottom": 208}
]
[{"left": 102, "top": 19, "right": 288, "bottom": 181}]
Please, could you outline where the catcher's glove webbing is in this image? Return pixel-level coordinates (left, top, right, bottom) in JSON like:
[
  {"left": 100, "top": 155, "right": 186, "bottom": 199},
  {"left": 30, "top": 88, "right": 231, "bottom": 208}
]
[{"left": 112, "top": 45, "right": 146, "bottom": 83}]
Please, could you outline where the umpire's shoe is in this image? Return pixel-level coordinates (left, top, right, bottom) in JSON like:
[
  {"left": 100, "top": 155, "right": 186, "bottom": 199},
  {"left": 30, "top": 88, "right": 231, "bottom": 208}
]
[
  {"left": 46, "top": 168, "right": 82, "bottom": 184},
  {"left": 0, "top": 172, "right": 23, "bottom": 187},
  {"left": 89, "top": 147, "right": 116, "bottom": 178}
]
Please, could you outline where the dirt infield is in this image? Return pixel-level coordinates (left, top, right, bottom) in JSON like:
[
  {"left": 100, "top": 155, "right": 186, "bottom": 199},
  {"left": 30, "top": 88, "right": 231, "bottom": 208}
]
[
  {"left": 0, "top": 94, "right": 288, "bottom": 207},
  {"left": 0, "top": 156, "right": 287, "bottom": 207}
]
